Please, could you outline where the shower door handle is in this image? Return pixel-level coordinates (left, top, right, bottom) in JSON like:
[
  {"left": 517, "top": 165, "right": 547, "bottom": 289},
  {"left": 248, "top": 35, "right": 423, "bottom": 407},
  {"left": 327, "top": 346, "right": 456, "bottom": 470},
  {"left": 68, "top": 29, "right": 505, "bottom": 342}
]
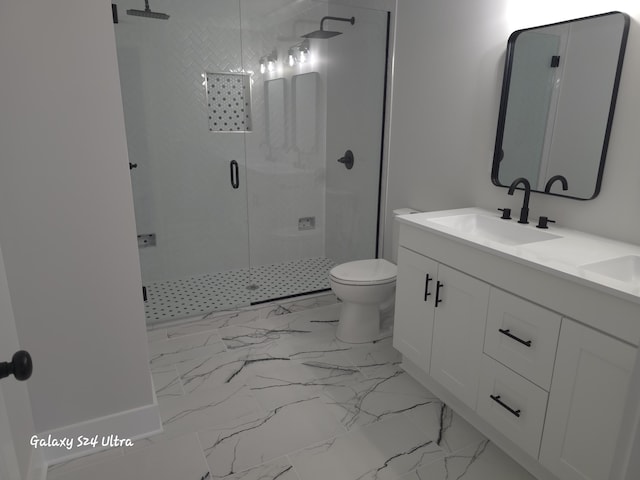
[{"left": 230, "top": 160, "right": 239, "bottom": 189}]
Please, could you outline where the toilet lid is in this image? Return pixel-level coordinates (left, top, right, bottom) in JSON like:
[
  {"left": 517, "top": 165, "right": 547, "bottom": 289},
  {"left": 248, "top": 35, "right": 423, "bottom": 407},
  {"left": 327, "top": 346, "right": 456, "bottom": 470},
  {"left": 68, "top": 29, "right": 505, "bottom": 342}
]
[{"left": 329, "top": 259, "right": 397, "bottom": 285}]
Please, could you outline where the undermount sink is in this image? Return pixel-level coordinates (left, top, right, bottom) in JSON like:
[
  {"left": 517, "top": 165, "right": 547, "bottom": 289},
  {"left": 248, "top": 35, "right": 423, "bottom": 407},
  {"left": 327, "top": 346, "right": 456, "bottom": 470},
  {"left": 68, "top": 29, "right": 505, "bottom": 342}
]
[
  {"left": 429, "top": 213, "right": 561, "bottom": 246},
  {"left": 580, "top": 255, "right": 640, "bottom": 283}
]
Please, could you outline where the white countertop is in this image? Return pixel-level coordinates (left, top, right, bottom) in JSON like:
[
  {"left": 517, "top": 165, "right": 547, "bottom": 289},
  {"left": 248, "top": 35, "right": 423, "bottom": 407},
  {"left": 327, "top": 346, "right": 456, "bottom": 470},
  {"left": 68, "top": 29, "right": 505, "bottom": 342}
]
[{"left": 397, "top": 207, "right": 640, "bottom": 305}]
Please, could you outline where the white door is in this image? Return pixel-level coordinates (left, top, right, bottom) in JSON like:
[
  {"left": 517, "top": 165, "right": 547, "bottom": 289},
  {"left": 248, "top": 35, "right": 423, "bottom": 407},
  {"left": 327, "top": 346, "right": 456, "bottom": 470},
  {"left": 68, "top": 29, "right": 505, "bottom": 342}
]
[{"left": 0, "top": 243, "right": 37, "bottom": 480}]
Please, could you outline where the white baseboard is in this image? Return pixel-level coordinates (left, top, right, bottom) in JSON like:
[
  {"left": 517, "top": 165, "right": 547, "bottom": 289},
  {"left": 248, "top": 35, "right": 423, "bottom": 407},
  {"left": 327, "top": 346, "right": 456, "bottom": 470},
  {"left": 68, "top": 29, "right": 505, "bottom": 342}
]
[
  {"left": 38, "top": 401, "right": 162, "bottom": 467},
  {"left": 26, "top": 448, "right": 46, "bottom": 480}
]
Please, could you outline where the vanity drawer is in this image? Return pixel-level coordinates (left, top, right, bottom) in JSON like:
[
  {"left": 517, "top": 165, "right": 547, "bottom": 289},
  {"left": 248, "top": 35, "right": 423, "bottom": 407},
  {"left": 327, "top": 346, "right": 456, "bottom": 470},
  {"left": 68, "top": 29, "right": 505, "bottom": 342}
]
[
  {"left": 484, "top": 288, "right": 561, "bottom": 390},
  {"left": 477, "top": 355, "right": 548, "bottom": 459}
]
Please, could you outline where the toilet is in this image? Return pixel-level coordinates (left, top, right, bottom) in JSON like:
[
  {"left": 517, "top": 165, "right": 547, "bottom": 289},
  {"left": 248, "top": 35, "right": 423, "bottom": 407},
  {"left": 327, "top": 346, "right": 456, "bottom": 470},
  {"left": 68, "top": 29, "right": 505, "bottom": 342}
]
[{"left": 329, "top": 208, "right": 419, "bottom": 343}]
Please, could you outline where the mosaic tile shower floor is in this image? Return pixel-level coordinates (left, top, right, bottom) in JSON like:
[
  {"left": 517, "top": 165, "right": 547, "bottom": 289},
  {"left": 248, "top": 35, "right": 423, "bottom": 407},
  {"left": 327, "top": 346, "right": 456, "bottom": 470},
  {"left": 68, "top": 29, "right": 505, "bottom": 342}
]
[
  {"left": 144, "top": 257, "right": 336, "bottom": 323},
  {"left": 49, "top": 294, "right": 537, "bottom": 480}
]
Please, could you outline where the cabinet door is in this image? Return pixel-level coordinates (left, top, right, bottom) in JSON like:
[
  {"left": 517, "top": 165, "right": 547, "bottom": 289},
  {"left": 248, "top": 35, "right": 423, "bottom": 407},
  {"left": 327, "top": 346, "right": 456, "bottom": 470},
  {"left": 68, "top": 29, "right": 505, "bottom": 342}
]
[
  {"left": 393, "top": 247, "right": 438, "bottom": 372},
  {"left": 430, "top": 265, "right": 490, "bottom": 409},
  {"left": 540, "top": 319, "right": 635, "bottom": 480}
]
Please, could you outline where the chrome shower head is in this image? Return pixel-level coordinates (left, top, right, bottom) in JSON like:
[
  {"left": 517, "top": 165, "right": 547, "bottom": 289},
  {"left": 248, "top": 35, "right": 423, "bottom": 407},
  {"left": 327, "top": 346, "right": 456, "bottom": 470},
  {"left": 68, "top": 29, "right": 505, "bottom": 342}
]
[
  {"left": 127, "top": 0, "right": 169, "bottom": 20},
  {"left": 301, "top": 16, "right": 355, "bottom": 39}
]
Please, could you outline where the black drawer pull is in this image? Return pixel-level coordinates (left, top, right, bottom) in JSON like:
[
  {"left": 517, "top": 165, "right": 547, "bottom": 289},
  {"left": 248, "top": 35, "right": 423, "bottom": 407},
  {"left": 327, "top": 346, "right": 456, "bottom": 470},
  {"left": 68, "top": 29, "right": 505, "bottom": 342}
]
[
  {"left": 435, "top": 281, "right": 443, "bottom": 307},
  {"left": 499, "top": 328, "right": 532, "bottom": 347},
  {"left": 490, "top": 394, "right": 521, "bottom": 418},
  {"left": 424, "top": 274, "right": 432, "bottom": 301}
]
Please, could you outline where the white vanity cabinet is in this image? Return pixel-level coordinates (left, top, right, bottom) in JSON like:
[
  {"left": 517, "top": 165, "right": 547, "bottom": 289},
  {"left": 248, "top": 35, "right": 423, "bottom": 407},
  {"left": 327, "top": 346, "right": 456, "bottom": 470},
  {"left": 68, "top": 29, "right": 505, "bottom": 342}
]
[
  {"left": 394, "top": 246, "right": 490, "bottom": 409},
  {"left": 540, "top": 319, "right": 636, "bottom": 480},
  {"left": 392, "top": 210, "right": 640, "bottom": 480}
]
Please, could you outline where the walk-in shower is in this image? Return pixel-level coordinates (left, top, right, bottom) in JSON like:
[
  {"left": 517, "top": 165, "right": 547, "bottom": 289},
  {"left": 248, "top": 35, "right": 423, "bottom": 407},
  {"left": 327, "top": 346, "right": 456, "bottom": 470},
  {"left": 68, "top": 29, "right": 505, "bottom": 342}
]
[{"left": 114, "top": 0, "right": 390, "bottom": 324}]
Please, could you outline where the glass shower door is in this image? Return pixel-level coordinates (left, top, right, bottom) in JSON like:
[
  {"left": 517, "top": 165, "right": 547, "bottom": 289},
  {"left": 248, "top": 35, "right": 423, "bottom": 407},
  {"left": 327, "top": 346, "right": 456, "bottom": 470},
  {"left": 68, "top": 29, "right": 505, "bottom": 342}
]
[{"left": 115, "top": 0, "right": 251, "bottom": 324}]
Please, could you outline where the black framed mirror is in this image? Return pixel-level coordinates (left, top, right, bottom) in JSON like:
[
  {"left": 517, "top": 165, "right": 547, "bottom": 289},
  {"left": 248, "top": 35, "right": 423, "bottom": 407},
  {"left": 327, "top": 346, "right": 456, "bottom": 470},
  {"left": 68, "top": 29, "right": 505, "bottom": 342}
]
[{"left": 492, "top": 12, "right": 629, "bottom": 200}]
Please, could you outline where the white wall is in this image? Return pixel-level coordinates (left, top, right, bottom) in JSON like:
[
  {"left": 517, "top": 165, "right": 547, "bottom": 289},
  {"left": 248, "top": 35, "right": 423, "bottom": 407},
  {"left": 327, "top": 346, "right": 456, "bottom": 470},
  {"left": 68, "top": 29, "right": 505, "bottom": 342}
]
[
  {"left": 385, "top": 0, "right": 640, "bottom": 259},
  {"left": 325, "top": 4, "right": 389, "bottom": 265},
  {"left": 0, "top": 0, "right": 154, "bottom": 432}
]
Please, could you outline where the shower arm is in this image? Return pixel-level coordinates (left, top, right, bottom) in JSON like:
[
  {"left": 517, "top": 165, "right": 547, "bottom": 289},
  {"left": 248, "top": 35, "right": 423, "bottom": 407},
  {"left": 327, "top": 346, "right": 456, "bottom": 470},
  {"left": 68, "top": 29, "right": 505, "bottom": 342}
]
[{"left": 319, "top": 16, "right": 355, "bottom": 32}]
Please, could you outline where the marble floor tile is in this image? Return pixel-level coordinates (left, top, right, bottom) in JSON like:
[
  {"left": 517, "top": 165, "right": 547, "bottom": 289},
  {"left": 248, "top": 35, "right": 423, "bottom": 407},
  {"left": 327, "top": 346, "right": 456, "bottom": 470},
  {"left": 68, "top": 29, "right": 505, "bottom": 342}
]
[
  {"left": 218, "top": 304, "right": 340, "bottom": 352},
  {"left": 283, "top": 326, "right": 394, "bottom": 365},
  {"left": 158, "top": 383, "right": 263, "bottom": 439},
  {"left": 148, "top": 331, "right": 227, "bottom": 369},
  {"left": 404, "top": 403, "right": 486, "bottom": 454},
  {"left": 289, "top": 414, "right": 445, "bottom": 480},
  {"left": 50, "top": 433, "right": 210, "bottom": 480},
  {"left": 199, "top": 397, "right": 345, "bottom": 478},
  {"left": 178, "top": 349, "right": 292, "bottom": 395},
  {"left": 345, "top": 341, "right": 402, "bottom": 378},
  {"left": 222, "top": 457, "right": 300, "bottom": 480},
  {"left": 164, "top": 294, "right": 338, "bottom": 339},
  {"left": 320, "top": 365, "right": 440, "bottom": 430},
  {"left": 56, "top": 294, "right": 538, "bottom": 480},
  {"left": 248, "top": 357, "right": 363, "bottom": 412},
  {"left": 146, "top": 327, "right": 168, "bottom": 343},
  {"left": 151, "top": 365, "right": 185, "bottom": 399},
  {"left": 401, "top": 439, "right": 537, "bottom": 480}
]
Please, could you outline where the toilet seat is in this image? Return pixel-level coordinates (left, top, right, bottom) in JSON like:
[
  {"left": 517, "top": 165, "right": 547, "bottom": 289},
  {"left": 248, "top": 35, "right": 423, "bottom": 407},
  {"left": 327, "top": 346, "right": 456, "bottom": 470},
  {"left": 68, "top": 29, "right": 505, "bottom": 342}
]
[{"left": 329, "top": 259, "right": 397, "bottom": 286}]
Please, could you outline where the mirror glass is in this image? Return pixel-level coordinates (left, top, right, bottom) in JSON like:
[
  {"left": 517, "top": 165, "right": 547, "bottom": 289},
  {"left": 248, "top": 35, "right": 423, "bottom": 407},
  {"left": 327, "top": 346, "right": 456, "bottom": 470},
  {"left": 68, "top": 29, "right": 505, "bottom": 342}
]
[{"left": 492, "top": 12, "right": 629, "bottom": 199}]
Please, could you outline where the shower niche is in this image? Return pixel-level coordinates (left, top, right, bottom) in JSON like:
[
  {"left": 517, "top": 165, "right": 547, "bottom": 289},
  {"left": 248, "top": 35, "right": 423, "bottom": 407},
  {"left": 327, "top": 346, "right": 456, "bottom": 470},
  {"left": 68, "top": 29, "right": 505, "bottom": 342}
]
[
  {"left": 115, "top": 0, "right": 390, "bottom": 324},
  {"left": 205, "top": 72, "right": 253, "bottom": 132}
]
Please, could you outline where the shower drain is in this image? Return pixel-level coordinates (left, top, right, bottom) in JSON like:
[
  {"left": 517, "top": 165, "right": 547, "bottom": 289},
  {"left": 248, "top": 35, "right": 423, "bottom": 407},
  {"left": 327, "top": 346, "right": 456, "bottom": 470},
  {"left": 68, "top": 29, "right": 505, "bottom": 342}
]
[{"left": 246, "top": 284, "right": 260, "bottom": 291}]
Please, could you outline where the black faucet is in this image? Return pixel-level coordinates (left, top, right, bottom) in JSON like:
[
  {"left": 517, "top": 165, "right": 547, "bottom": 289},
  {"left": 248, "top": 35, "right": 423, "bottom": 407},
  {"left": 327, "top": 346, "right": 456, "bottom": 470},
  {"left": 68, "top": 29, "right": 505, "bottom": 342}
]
[
  {"left": 508, "top": 177, "right": 531, "bottom": 224},
  {"left": 544, "top": 175, "right": 568, "bottom": 193}
]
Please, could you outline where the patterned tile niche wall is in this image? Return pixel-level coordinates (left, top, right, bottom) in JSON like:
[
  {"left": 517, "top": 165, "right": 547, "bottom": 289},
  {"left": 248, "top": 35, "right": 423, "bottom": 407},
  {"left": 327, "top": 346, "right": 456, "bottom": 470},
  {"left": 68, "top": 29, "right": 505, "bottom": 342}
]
[{"left": 206, "top": 72, "right": 252, "bottom": 132}]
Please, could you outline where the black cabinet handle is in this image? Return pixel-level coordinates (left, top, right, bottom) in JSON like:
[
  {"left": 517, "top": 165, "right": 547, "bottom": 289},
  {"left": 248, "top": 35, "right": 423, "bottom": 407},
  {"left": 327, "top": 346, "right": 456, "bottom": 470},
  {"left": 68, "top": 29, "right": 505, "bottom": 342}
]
[
  {"left": 499, "top": 328, "right": 532, "bottom": 347},
  {"left": 490, "top": 394, "right": 521, "bottom": 418},
  {"left": 0, "top": 351, "right": 33, "bottom": 381},
  {"left": 435, "top": 281, "right": 443, "bottom": 307},
  {"left": 230, "top": 160, "right": 239, "bottom": 189},
  {"left": 424, "top": 274, "right": 432, "bottom": 301}
]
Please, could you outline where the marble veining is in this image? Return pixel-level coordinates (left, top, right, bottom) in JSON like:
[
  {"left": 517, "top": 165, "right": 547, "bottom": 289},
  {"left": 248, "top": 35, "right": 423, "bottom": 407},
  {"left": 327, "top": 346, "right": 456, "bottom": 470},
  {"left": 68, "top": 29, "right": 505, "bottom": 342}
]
[{"left": 50, "top": 294, "right": 535, "bottom": 480}]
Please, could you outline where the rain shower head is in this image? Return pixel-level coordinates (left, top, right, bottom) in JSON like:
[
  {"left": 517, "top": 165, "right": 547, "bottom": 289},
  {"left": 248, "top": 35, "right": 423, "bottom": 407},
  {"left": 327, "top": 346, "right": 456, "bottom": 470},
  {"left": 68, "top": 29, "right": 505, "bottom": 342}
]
[
  {"left": 127, "top": 0, "right": 170, "bottom": 20},
  {"left": 301, "top": 16, "right": 355, "bottom": 39}
]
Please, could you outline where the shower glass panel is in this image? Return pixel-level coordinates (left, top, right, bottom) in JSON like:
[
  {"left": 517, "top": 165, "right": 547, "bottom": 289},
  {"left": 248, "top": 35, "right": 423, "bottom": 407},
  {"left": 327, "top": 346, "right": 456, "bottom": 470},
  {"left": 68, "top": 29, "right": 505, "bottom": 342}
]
[
  {"left": 241, "top": 0, "right": 389, "bottom": 297},
  {"left": 115, "top": 0, "right": 389, "bottom": 325},
  {"left": 115, "top": 0, "right": 251, "bottom": 323}
]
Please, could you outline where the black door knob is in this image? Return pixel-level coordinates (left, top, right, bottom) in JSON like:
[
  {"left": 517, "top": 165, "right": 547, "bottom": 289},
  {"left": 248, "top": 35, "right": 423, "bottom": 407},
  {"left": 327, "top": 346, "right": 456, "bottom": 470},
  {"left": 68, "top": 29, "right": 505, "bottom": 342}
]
[{"left": 0, "top": 350, "right": 33, "bottom": 381}]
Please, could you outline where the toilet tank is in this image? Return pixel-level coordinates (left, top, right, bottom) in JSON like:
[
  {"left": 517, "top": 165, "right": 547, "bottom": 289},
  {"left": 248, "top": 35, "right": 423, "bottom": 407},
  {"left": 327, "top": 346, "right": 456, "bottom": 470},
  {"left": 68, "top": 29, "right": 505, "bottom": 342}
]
[{"left": 391, "top": 208, "right": 421, "bottom": 264}]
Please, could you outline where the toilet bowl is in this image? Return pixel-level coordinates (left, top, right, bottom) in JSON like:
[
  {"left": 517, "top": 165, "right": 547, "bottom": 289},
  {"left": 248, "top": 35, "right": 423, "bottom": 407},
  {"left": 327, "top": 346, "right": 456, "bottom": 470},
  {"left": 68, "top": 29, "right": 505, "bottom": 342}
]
[
  {"left": 328, "top": 208, "right": 420, "bottom": 343},
  {"left": 329, "top": 259, "right": 397, "bottom": 343}
]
